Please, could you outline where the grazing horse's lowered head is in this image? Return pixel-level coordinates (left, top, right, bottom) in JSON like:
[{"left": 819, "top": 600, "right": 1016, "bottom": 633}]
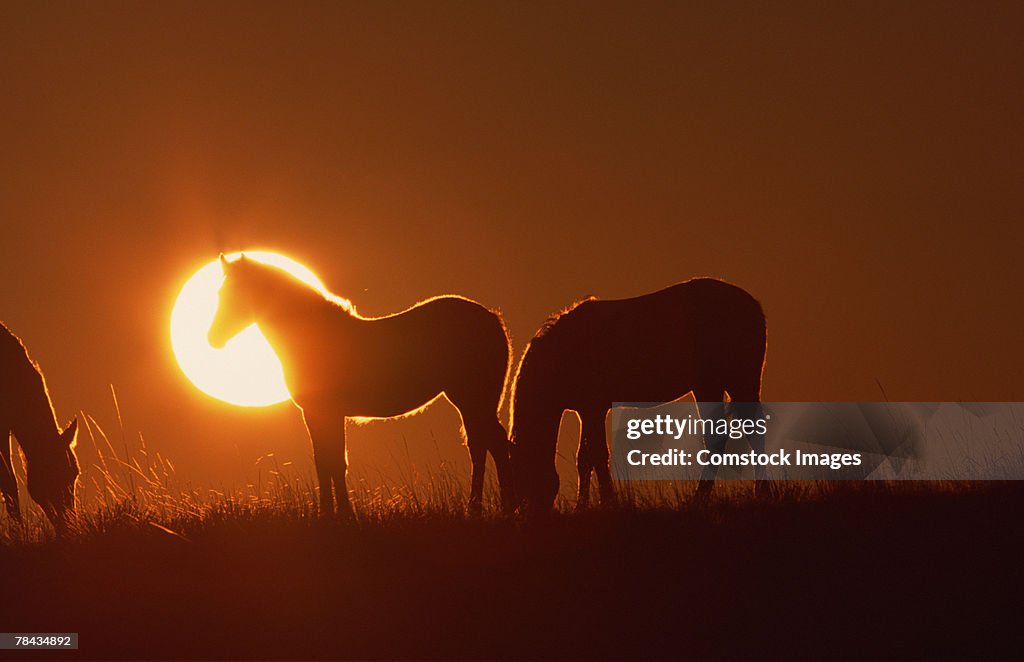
[
  {"left": 510, "top": 438, "right": 560, "bottom": 516},
  {"left": 24, "top": 419, "right": 79, "bottom": 527},
  {"left": 1, "top": 321, "right": 80, "bottom": 529}
]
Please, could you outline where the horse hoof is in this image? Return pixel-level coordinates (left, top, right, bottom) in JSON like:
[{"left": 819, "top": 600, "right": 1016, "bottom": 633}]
[{"left": 467, "top": 501, "right": 483, "bottom": 518}]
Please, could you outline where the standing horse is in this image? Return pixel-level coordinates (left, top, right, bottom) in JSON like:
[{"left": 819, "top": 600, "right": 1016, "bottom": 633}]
[
  {"left": 510, "top": 278, "right": 766, "bottom": 513},
  {"left": 0, "top": 322, "right": 80, "bottom": 528},
  {"left": 208, "top": 254, "right": 515, "bottom": 516}
]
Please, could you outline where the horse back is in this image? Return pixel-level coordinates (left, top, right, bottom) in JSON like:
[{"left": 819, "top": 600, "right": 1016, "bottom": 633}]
[
  {"left": 361, "top": 295, "right": 509, "bottom": 363},
  {"left": 290, "top": 295, "right": 511, "bottom": 415},
  {"left": 540, "top": 279, "right": 766, "bottom": 403}
]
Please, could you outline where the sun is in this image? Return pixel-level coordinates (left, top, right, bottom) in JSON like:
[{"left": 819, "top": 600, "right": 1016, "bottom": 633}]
[{"left": 170, "top": 251, "right": 325, "bottom": 407}]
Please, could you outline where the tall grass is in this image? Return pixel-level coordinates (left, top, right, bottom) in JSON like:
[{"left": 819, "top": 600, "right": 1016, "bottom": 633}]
[
  {"left": 0, "top": 392, "right": 999, "bottom": 548},
  {"left": 0, "top": 393, "right": 515, "bottom": 544}
]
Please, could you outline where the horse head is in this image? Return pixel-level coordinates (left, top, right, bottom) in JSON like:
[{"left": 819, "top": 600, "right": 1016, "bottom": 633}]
[
  {"left": 26, "top": 417, "right": 79, "bottom": 529},
  {"left": 510, "top": 440, "right": 559, "bottom": 515},
  {"left": 209, "top": 253, "right": 256, "bottom": 349}
]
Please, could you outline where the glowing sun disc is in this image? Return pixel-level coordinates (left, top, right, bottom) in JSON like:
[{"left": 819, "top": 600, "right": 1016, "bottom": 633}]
[{"left": 170, "top": 251, "right": 325, "bottom": 407}]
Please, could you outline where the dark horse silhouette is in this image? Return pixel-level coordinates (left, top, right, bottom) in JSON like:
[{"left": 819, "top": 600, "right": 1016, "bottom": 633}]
[
  {"left": 0, "top": 322, "right": 79, "bottom": 528},
  {"left": 510, "top": 278, "right": 766, "bottom": 513},
  {"left": 208, "top": 255, "right": 515, "bottom": 516}
]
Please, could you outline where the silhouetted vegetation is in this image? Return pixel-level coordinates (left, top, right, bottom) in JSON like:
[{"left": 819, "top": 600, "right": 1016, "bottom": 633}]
[
  {"left": 1, "top": 423, "right": 1020, "bottom": 660},
  {"left": 0, "top": 322, "right": 80, "bottom": 530}
]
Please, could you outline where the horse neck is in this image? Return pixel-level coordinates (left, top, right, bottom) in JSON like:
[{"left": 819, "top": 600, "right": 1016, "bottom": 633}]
[
  {"left": 0, "top": 327, "right": 59, "bottom": 458},
  {"left": 511, "top": 374, "right": 565, "bottom": 450},
  {"left": 250, "top": 281, "right": 353, "bottom": 355},
  {"left": 8, "top": 371, "right": 59, "bottom": 459}
]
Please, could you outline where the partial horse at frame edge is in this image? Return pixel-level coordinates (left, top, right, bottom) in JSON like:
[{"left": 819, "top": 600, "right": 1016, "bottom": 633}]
[{"left": 0, "top": 321, "right": 80, "bottom": 529}]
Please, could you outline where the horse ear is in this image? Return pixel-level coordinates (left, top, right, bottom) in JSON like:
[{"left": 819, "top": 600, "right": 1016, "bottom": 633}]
[
  {"left": 61, "top": 418, "right": 79, "bottom": 449},
  {"left": 219, "top": 253, "right": 229, "bottom": 271}
]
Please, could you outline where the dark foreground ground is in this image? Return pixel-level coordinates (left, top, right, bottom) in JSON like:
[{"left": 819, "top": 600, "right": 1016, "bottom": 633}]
[{"left": 2, "top": 483, "right": 1022, "bottom": 661}]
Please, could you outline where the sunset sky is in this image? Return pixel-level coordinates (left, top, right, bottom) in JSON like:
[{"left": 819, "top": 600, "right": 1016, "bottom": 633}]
[{"left": 2, "top": 2, "right": 1021, "bottom": 487}]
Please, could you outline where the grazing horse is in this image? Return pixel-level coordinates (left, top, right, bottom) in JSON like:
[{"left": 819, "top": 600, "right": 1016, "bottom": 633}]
[
  {"left": 510, "top": 278, "right": 767, "bottom": 513},
  {"left": 208, "top": 254, "right": 515, "bottom": 516},
  {"left": 0, "top": 322, "right": 80, "bottom": 528}
]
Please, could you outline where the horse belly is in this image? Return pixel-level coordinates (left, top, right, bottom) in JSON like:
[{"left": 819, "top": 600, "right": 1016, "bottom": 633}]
[
  {"left": 577, "top": 342, "right": 700, "bottom": 407},
  {"left": 292, "top": 368, "right": 444, "bottom": 419},
  {"left": 352, "top": 381, "right": 445, "bottom": 418}
]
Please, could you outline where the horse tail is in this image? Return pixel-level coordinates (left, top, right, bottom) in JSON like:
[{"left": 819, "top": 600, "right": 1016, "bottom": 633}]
[
  {"left": 729, "top": 293, "right": 767, "bottom": 404},
  {"left": 494, "top": 308, "right": 514, "bottom": 416},
  {"left": 752, "top": 297, "right": 767, "bottom": 400}
]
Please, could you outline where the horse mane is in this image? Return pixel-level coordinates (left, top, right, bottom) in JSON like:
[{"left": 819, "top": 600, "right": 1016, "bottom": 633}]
[
  {"left": 533, "top": 296, "right": 597, "bottom": 340},
  {"left": 509, "top": 297, "right": 597, "bottom": 439},
  {"left": 237, "top": 259, "right": 357, "bottom": 315}
]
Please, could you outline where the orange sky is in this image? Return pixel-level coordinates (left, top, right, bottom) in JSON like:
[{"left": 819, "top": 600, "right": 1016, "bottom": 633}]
[{"left": 2, "top": 2, "right": 1022, "bottom": 486}]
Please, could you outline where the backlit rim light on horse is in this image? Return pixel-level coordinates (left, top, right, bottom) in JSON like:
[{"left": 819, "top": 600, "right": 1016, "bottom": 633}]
[{"left": 170, "top": 251, "right": 326, "bottom": 407}]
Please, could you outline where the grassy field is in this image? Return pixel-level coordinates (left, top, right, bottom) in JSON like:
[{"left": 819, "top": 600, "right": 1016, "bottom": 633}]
[{"left": 1, "top": 416, "right": 1022, "bottom": 660}]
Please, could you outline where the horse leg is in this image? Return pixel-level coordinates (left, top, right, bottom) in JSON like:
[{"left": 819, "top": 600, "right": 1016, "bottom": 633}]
[
  {"left": 581, "top": 410, "right": 614, "bottom": 506},
  {"left": 485, "top": 419, "right": 517, "bottom": 513},
  {"left": 466, "top": 438, "right": 487, "bottom": 517},
  {"left": 575, "top": 431, "right": 593, "bottom": 509},
  {"left": 332, "top": 424, "right": 353, "bottom": 519},
  {"left": 303, "top": 410, "right": 349, "bottom": 518},
  {"left": 453, "top": 407, "right": 486, "bottom": 516},
  {"left": 0, "top": 432, "right": 21, "bottom": 523},
  {"left": 728, "top": 396, "right": 770, "bottom": 496},
  {"left": 459, "top": 403, "right": 515, "bottom": 515},
  {"left": 695, "top": 389, "right": 727, "bottom": 498}
]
